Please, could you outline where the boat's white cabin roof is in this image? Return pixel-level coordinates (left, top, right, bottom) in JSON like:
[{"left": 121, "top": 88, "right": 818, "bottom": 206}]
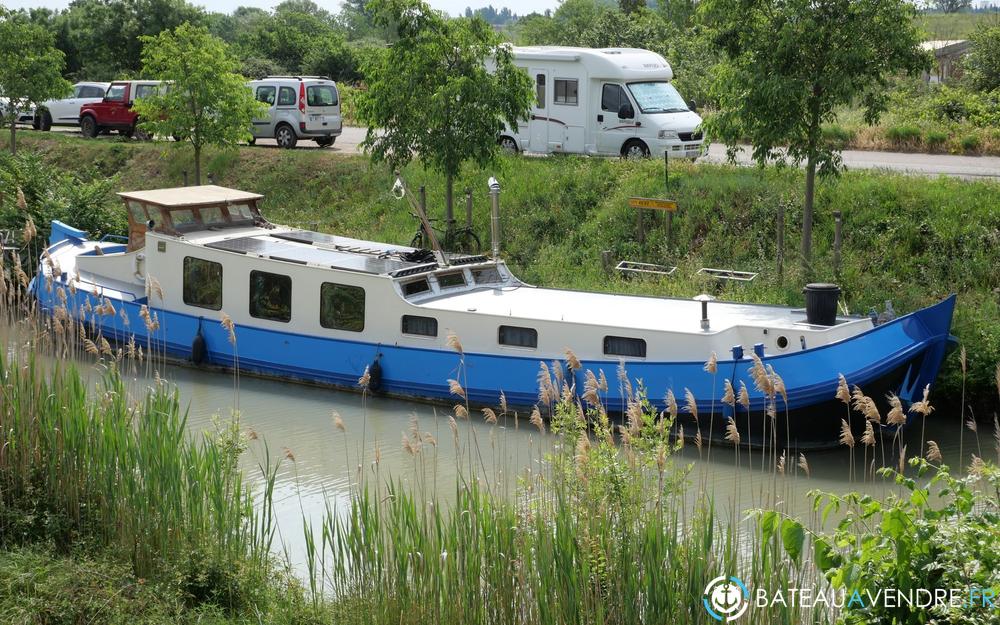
[{"left": 119, "top": 185, "right": 264, "bottom": 207}]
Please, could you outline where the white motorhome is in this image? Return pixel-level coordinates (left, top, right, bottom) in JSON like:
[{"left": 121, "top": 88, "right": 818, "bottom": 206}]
[{"left": 495, "top": 46, "right": 704, "bottom": 158}]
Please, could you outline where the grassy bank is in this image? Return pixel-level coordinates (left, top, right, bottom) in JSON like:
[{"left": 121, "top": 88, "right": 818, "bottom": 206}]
[{"left": 8, "top": 131, "right": 999, "bottom": 412}]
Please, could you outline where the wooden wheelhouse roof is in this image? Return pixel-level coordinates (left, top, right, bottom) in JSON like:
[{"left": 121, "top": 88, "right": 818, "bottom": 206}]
[{"left": 118, "top": 185, "right": 263, "bottom": 208}]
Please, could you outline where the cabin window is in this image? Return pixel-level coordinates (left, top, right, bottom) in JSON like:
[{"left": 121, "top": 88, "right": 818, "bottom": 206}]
[
  {"left": 320, "top": 283, "right": 365, "bottom": 332},
  {"left": 601, "top": 84, "right": 627, "bottom": 113},
  {"left": 134, "top": 84, "right": 158, "bottom": 100},
  {"left": 182, "top": 257, "right": 223, "bottom": 311},
  {"left": 249, "top": 270, "right": 292, "bottom": 322},
  {"left": 472, "top": 267, "right": 502, "bottom": 284},
  {"left": 228, "top": 203, "right": 255, "bottom": 222},
  {"left": 200, "top": 206, "right": 227, "bottom": 226},
  {"left": 105, "top": 85, "right": 126, "bottom": 102},
  {"left": 307, "top": 85, "right": 338, "bottom": 106},
  {"left": 437, "top": 271, "right": 466, "bottom": 289},
  {"left": 278, "top": 86, "right": 297, "bottom": 106},
  {"left": 402, "top": 278, "right": 431, "bottom": 297},
  {"left": 169, "top": 209, "right": 197, "bottom": 229},
  {"left": 499, "top": 325, "right": 537, "bottom": 349},
  {"left": 256, "top": 86, "right": 276, "bottom": 105},
  {"left": 401, "top": 315, "right": 437, "bottom": 337},
  {"left": 535, "top": 74, "right": 546, "bottom": 108},
  {"left": 604, "top": 336, "right": 646, "bottom": 358},
  {"left": 554, "top": 79, "right": 578, "bottom": 106},
  {"left": 127, "top": 200, "right": 148, "bottom": 222}
]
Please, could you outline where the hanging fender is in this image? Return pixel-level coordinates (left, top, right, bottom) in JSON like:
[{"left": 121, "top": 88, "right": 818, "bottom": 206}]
[
  {"left": 191, "top": 322, "right": 206, "bottom": 365},
  {"left": 368, "top": 353, "right": 383, "bottom": 392}
]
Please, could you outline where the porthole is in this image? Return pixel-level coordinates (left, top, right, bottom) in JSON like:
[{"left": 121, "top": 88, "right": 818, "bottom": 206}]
[{"left": 776, "top": 335, "right": 789, "bottom": 350}]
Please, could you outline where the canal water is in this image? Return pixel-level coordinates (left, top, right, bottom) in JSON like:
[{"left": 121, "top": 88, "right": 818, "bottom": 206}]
[{"left": 155, "top": 361, "right": 972, "bottom": 574}]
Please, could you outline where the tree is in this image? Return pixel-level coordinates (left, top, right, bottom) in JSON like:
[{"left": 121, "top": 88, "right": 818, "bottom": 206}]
[
  {"left": 964, "top": 23, "right": 1000, "bottom": 92},
  {"left": 0, "top": 16, "right": 71, "bottom": 154},
  {"left": 133, "top": 23, "right": 264, "bottom": 185},
  {"left": 931, "top": 0, "right": 972, "bottom": 14},
  {"left": 619, "top": 0, "right": 646, "bottom": 16},
  {"left": 358, "top": 0, "right": 533, "bottom": 232},
  {"left": 703, "top": 0, "right": 928, "bottom": 274}
]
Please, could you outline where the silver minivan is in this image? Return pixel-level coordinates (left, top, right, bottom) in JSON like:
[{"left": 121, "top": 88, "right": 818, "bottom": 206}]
[{"left": 247, "top": 76, "right": 343, "bottom": 149}]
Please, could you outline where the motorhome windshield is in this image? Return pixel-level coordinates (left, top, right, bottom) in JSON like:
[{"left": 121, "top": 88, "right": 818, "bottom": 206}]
[{"left": 627, "top": 82, "right": 688, "bottom": 114}]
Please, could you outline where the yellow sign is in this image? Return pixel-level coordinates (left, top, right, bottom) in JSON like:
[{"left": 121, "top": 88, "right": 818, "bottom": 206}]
[{"left": 628, "top": 197, "right": 678, "bottom": 211}]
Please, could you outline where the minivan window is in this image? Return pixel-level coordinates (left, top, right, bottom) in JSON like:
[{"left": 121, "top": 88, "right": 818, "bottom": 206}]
[
  {"left": 627, "top": 82, "right": 689, "bottom": 114},
  {"left": 601, "top": 84, "right": 626, "bottom": 113},
  {"left": 307, "top": 85, "right": 337, "bottom": 107},
  {"left": 256, "top": 86, "right": 276, "bottom": 105},
  {"left": 105, "top": 85, "right": 126, "bottom": 102},
  {"left": 278, "top": 86, "right": 296, "bottom": 106},
  {"left": 80, "top": 85, "right": 106, "bottom": 98}
]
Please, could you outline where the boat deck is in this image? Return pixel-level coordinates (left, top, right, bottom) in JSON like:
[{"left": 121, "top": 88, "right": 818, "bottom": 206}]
[{"left": 418, "top": 284, "right": 860, "bottom": 334}]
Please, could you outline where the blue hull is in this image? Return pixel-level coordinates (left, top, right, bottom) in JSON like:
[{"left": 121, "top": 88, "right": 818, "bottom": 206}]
[{"left": 33, "top": 267, "right": 956, "bottom": 450}]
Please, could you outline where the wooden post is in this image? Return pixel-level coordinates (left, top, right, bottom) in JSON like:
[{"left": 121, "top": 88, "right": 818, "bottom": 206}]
[
  {"left": 464, "top": 187, "right": 473, "bottom": 229},
  {"left": 664, "top": 151, "right": 672, "bottom": 246},
  {"left": 419, "top": 185, "right": 426, "bottom": 216},
  {"left": 601, "top": 250, "right": 613, "bottom": 274},
  {"left": 637, "top": 208, "right": 645, "bottom": 245},
  {"left": 833, "top": 210, "right": 843, "bottom": 277},
  {"left": 776, "top": 203, "right": 785, "bottom": 283}
]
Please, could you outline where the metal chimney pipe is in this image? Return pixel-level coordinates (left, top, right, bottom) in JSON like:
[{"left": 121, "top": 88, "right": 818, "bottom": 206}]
[{"left": 488, "top": 177, "right": 501, "bottom": 259}]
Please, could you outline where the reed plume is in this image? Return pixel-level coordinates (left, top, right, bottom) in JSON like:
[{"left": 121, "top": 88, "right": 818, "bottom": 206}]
[
  {"left": 897, "top": 445, "right": 907, "bottom": 474},
  {"left": 861, "top": 420, "right": 876, "bottom": 448},
  {"left": 529, "top": 406, "right": 544, "bottom": 433},
  {"left": 835, "top": 374, "right": 851, "bottom": 404},
  {"left": 453, "top": 404, "right": 469, "bottom": 420},
  {"left": 704, "top": 351, "right": 717, "bottom": 374},
  {"left": 798, "top": 453, "right": 811, "bottom": 477},
  {"left": 582, "top": 370, "right": 600, "bottom": 406},
  {"left": 565, "top": 348, "right": 581, "bottom": 371},
  {"left": 448, "top": 378, "right": 466, "bottom": 400},
  {"left": 721, "top": 379, "right": 735, "bottom": 407},
  {"left": 886, "top": 393, "right": 906, "bottom": 426},
  {"left": 16, "top": 187, "right": 27, "bottom": 212},
  {"left": 684, "top": 388, "right": 698, "bottom": 421},
  {"left": 725, "top": 417, "right": 740, "bottom": 446},
  {"left": 332, "top": 412, "right": 346, "bottom": 432},
  {"left": 737, "top": 381, "right": 750, "bottom": 411},
  {"left": 926, "top": 440, "right": 942, "bottom": 463},
  {"left": 482, "top": 407, "right": 498, "bottom": 425},
  {"left": 777, "top": 450, "right": 786, "bottom": 475},
  {"left": 446, "top": 331, "right": 463, "bottom": 354},
  {"left": 665, "top": 389, "right": 678, "bottom": 420},
  {"left": 358, "top": 366, "right": 371, "bottom": 390}
]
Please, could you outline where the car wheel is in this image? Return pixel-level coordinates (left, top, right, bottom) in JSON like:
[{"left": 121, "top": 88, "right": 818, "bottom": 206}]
[
  {"left": 80, "top": 116, "right": 98, "bottom": 138},
  {"left": 315, "top": 137, "right": 334, "bottom": 148},
  {"left": 40, "top": 112, "right": 52, "bottom": 132},
  {"left": 248, "top": 137, "right": 256, "bottom": 146},
  {"left": 275, "top": 124, "right": 297, "bottom": 149},
  {"left": 622, "top": 139, "right": 650, "bottom": 159},
  {"left": 499, "top": 136, "right": 519, "bottom": 154}
]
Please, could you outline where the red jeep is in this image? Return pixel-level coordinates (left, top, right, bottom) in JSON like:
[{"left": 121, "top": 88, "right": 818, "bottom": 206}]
[{"left": 79, "top": 80, "right": 164, "bottom": 138}]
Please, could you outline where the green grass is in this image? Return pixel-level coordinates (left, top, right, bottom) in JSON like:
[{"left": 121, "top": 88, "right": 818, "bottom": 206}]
[{"left": 916, "top": 10, "right": 1000, "bottom": 40}]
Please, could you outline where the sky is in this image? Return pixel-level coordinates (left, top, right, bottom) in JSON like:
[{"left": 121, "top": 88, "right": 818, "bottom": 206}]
[{"left": 2, "top": 0, "right": 560, "bottom": 18}]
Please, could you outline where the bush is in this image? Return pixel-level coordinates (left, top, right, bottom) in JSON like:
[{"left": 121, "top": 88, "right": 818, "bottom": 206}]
[
  {"left": 964, "top": 23, "right": 1000, "bottom": 92},
  {"left": 885, "top": 124, "right": 922, "bottom": 145},
  {"left": 821, "top": 124, "right": 854, "bottom": 148},
  {"left": 925, "top": 129, "right": 948, "bottom": 150},
  {"left": 960, "top": 133, "right": 982, "bottom": 152}
]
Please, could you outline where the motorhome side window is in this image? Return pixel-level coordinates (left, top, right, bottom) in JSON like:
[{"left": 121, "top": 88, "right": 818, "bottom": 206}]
[
  {"left": 250, "top": 270, "right": 292, "bottom": 322},
  {"left": 320, "top": 283, "right": 365, "bottom": 332},
  {"left": 604, "top": 336, "right": 646, "bottom": 358},
  {"left": 256, "top": 86, "right": 276, "bottom": 105},
  {"left": 401, "top": 315, "right": 437, "bottom": 337},
  {"left": 277, "top": 87, "right": 296, "bottom": 106},
  {"left": 554, "top": 79, "right": 578, "bottom": 106},
  {"left": 535, "top": 74, "right": 545, "bottom": 107},
  {"left": 499, "top": 325, "right": 537, "bottom": 349},
  {"left": 182, "top": 257, "right": 223, "bottom": 310},
  {"left": 601, "top": 84, "right": 626, "bottom": 112}
]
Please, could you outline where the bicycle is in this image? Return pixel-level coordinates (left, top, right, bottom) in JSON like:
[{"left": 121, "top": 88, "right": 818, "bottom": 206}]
[{"left": 409, "top": 213, "right": 481, "bottom": 255}]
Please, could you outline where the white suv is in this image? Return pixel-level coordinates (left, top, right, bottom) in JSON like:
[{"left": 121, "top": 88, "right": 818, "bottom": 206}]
[
  {"left": 247, "top": 76, "right": 342, "bottom": 149},
  {"left": 34, "top": 82, "right": 110, "bottom": 130}
]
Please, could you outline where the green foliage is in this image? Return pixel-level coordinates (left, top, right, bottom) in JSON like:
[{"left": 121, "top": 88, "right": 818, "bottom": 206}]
[
  {"left": 822, "top": 124, "right": 855, "bottom": 149},
  {"left": 886, "top": 124, "right": 922, "bottom": 145},
  {"left": 0, "top": 15, "right": 71, "bottom": 153},
  {"left": 358, "top": 0, "right": 533, "bottom": 208},
  {"left": 516, "top": 0, "right": 609, "bottom": 45},
  {"left": 960, "top": 133, "right": 981, "bottom": 152},
  {"left": 931, "top": 0, "right": 972, "bottom": 13},
  {"left": 965, "top": 23, "right": 1000, "bottom": 93},
  {"left": 925, "top": 129, "right": 948, "bottom": 150},
  {"left": 0, "top": 150, "right": 124, "bottom": 243},
  {"left": 133, "top": 23, "right": 266, "bottom": 184},
  {"left": 812, "top": 459, "right": 1000, "bottom": 624},
  {"left": 301, "top": 35, "right": 359, "bottom": 82}
]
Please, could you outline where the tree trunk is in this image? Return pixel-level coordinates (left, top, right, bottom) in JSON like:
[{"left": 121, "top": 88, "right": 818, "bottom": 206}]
[
  {"left": 802, "top": 154, "right": 816, "bottom": 277},
  {"left": 194, "top": 144, "right": 202, "bottom": 186},
  {"left": 445, "top": 173, "right": 454, "bottom": 236},
  {"left": 9, "top": 122, "right": 15, "bottom": 155}
]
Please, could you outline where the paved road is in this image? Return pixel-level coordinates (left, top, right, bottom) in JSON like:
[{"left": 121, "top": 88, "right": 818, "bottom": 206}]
[{"left": 37, "top": 125, "right": 999, "bottom": 180}]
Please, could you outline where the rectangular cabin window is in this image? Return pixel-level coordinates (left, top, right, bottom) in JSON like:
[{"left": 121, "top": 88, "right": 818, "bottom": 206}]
[
  {"left": 602, "top": 84, "right": 626, "bottom": 113},
  {"left": 200, "top": 206, "right": 227, "bottom": 226},
  {"left": 554, "top": 79, "right": 578, "bottom": 105},
  {"left": 401, "top": 315, "right": 437, "bottom": 337},
  {"left": 182, "top": 257, "right": 223, "bottom": 310},
  {"left": 499, "top": 325, "right": 537, "bottom": 349},
  {"left": 437, "top": 271, "right": 466, "bottom": 289},
  {"left": 228, "top": 203, "right": 255, "bottom": 222},
  {"left": 472, "top": 267, "right": 501, "bottom": 284},
  {"left": 127, "top": 200, "right": 148, "bottom": 223},
  {"left": 170, "top": 209, "right": 197, "bottom": 229},
  {"left": 320, "top": 283, "right": 365, "bottom": 332},
  {"left": 402, "top": 278, "right": 430, "bottom": 297},
  {"left": 249, "top": 270, "right": 292, "bottom": 322},
  {"left": 604, "top": 336, "right": 646, "bottom": 358},
  {"left": 535, "top": 74, "right": 545, "bottom": 108}
]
